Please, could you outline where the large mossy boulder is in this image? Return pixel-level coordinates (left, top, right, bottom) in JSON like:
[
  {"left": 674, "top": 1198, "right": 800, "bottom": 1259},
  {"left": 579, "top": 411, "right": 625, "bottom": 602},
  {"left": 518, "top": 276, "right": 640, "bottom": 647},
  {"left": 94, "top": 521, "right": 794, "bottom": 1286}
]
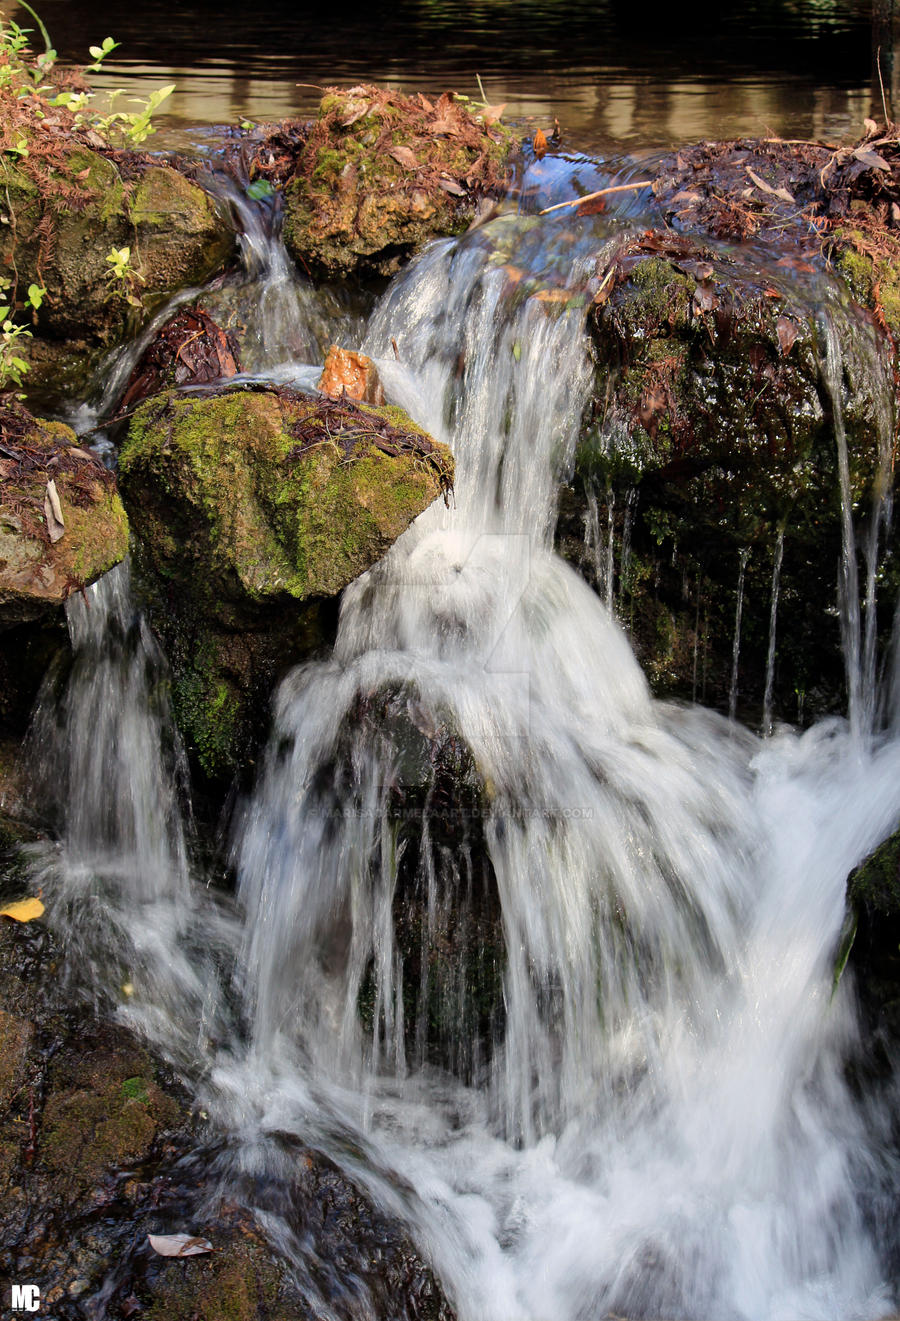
[
  {"left": 1, "top": 140, "right": 233, "bottom": 398},
  {"left": 118, "top": 385, "right": 453, "bottom": 783},
  {"left": 279, "top": 85, "right": 513, "bottom": 278},
  {"left": 557, "top": 225, "right": 892, "bottom": 722}
]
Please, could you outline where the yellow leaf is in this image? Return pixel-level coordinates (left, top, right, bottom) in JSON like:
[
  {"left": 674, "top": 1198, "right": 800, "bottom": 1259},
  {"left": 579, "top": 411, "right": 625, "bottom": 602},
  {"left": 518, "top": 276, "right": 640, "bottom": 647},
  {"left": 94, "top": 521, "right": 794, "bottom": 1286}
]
[{"left": 0, "top": 896, "right": 45, "bottom": 923}]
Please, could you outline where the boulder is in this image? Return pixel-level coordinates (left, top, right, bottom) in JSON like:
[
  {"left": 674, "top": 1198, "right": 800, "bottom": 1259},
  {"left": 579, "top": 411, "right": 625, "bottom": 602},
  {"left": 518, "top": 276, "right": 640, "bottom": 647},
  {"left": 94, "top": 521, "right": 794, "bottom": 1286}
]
[
  {"left": 1, "top": 115, "right": 234, "bottom": 399},
  {"left": 556, "top": 225, "right": 893, "bottom": 722},
  {"left": 0, "top": 398, "right": 129, "bottom": 627},
  {"left": 0, "top": 910, "right": 453, "bottom": 1320},
  {"left": 118, "top": 385, "right": 453, "bottom": 782},
  {"left": 277, "top": 85, "right": 513, "bottom": 278}
]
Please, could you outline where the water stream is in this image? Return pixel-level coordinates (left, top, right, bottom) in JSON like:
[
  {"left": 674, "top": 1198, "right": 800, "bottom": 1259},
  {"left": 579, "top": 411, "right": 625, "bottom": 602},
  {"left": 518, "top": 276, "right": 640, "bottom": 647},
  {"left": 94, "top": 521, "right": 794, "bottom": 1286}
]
[{"left": 26, "top": 190, "right": 900, "bottom": 1320}]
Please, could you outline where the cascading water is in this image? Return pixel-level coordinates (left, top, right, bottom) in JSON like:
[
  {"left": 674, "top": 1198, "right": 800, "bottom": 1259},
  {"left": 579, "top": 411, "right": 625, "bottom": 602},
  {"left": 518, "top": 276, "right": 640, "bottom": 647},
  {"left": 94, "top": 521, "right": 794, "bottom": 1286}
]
[
  {"left": 27, "top": 200, "right": 900, "bottom": 1320},
  {"left": 216, "top": 225, "right": 900, "bottom": 1318}
]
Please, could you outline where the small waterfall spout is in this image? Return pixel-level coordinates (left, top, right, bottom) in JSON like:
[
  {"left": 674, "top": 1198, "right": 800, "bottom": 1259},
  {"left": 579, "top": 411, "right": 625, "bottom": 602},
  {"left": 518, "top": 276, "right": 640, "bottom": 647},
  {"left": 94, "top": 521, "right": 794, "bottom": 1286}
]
[{"left": 762, "top": 526, "right": 785, "bottom": 736}]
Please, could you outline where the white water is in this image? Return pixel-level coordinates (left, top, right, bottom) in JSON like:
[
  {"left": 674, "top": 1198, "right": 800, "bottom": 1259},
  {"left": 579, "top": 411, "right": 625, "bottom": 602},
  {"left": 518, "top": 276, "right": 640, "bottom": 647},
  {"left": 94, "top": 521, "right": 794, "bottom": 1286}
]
[{"left": 30, "top": 213, "right": 900, "bottom": 1319}]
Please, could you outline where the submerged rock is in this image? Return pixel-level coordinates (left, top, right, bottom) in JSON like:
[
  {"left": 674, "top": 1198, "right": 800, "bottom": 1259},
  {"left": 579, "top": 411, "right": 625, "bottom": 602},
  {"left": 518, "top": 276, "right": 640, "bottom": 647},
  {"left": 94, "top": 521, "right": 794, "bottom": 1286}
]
[
  {"left": 118, "top": 385, "right": 453, "bottom": 782},
  {"left": 276, "top": 85, "right": 513, "bottom": 277},
  {"left": 0, "top": 398, "right": 128, "bottom": 626}
]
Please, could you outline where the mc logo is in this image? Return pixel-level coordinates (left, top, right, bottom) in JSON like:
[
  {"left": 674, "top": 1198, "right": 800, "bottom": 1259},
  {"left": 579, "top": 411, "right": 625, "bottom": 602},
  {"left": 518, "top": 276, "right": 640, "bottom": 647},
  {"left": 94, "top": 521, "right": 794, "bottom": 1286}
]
[{"left": 10, "top": 1283, "right": 40, "bottom": 1312}]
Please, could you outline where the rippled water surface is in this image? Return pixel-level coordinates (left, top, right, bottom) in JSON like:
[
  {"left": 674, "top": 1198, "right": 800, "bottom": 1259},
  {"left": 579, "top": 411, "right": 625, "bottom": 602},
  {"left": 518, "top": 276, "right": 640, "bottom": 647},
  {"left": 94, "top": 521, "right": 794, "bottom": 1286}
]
[{"left": 13, "top": 0, "right": 890, "bottom": 152}]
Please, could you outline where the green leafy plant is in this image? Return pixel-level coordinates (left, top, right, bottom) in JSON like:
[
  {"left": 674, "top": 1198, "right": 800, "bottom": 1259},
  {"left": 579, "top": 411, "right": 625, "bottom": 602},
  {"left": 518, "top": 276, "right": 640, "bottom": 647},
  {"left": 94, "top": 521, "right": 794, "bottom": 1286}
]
[
  {"left": 105, "top": 245, "right": 144, "bottom": 308},
  {"left": 0, "top": 279, "right": 46, "bottom": 390}
]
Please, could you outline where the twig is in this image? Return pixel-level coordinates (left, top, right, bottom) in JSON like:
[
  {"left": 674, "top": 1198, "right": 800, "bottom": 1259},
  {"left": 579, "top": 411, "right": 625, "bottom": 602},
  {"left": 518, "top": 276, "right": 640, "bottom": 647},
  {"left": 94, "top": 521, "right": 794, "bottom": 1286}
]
[
  {"left": 539, "top": 181, "right": 654, "bottom": 216},
  {"left": 876, "top": 46, "right": 894, "bottom": 130}
]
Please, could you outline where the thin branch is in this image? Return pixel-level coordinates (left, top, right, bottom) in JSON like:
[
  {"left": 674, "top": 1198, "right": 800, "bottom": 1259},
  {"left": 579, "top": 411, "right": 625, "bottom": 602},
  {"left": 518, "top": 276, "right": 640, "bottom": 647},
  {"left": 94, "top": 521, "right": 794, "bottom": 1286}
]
[{"left": 539, "top": 181, "right": 654, "bottom": 216}]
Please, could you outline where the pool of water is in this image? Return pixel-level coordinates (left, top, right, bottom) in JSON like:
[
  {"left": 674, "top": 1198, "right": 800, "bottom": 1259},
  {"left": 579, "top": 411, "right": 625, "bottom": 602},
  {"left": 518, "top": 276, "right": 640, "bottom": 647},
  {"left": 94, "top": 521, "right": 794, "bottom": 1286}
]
[{"left": 12, "top": 0, "right": 891, "bottom": 154}]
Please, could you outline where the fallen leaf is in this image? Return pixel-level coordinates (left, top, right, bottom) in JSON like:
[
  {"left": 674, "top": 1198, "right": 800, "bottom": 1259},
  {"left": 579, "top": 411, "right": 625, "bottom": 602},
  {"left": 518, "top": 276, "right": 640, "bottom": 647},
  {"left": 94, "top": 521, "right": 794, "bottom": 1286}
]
[
  {"left": 693, "top": 282, "right": 719, "bottom": 314},
  {"left": 533, "top": 128, "right": 548, "bottom": 159},
  {"left": 776, "top": 316, "right": 799, "bottom": 356},
  {"left": 852, "top": 147, "right": 891, "bottom": 171},
  {"left": 763, "top": 286, "right": 783, "bottom": 299},
  {"left": 745, "top": 165, "right": 795, "bottom": 204},
  {"left": 418, "top": 94, "right": 434, "bottom": 113},
  {"left": 575, "top": 196, "right": 606, "bottom": 217},
  {"left": 44, "top": 481, "right": 65, "bottom": 544},
  {"left": 431, "top": 118, "right": 460, "bottom": 137},
  {"left": 534, "top": 287, "right": 571, "bottom": 304},
  {"left": 438, "top": 177, "right": 467, "bottom": 197},
  {"left": 864, "top": 117, "right": 878, "bottom": 136},
  {"left": 481, "top": 102, "right": 506, "bottom": 126},
  {"left": 0, "top": 896, "right": 45, "bottom": 923},
  {"left": 775, "top": 256, "right": 816, "bottom": 273},
  {"left": 388, "top": 145, "right": 419, "bottom": 170},
  {"left": 340, "top": 99, "right": 370, "bottom": 128},
  {"left": 46, "top": 478, "right": 64, "bottom": 525},
  {"left": 148, "top": 1234, "right": 213, "bottom": 1259}
]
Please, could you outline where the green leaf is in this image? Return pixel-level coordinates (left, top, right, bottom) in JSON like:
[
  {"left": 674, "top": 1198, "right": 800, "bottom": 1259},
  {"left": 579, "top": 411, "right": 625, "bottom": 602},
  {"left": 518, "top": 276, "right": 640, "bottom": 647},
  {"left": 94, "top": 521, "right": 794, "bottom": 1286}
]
[
  {"left": 246, "top": 178, "right": 275, "bottom": 200},
  {"left": 89, "top": 45, "right": 103, "bottom": 59}
]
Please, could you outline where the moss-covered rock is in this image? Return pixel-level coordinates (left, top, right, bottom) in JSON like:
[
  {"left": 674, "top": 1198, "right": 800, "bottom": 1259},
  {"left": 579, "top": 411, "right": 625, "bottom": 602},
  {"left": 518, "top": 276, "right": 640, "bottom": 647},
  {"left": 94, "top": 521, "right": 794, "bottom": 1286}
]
[
  {"left": 280, "top": 85, "right": 513, "bottom": 278},
  {"left": 558, "top": 232, "right": 891, "bottom": 722},
  {"left": 0, "top": 399, "right": 129, "bottom": 626},
  {"left": 1, "top": 144, "right": 234, "bottom": 399},
  {"left": 118, "top": 385, "right": 453, "bottom": 783}
]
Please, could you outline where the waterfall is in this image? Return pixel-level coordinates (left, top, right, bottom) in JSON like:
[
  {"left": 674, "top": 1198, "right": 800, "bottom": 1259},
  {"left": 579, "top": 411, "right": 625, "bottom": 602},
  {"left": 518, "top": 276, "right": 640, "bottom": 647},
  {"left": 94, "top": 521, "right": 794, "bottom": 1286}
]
[
  {"left": 26, "top": 207, "right": 900, "bottom": 1321},
  {"left": 762, "top": 527, "right": 785, "bottom": 736},
  {"left": 26, "top": 562, "right": 229, "bottom": 1061},
  {"left": 221, "top": 225, "right": 900, "bottom": 1319},
  {"left": 729, "top": 548, "right": 750, "bottom": 723}
]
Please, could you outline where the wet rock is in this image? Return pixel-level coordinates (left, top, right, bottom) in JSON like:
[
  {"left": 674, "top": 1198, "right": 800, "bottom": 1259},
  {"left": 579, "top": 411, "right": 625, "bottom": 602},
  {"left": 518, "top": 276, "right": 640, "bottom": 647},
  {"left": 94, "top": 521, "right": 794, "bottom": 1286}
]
[
  {"left": 119, "top": 307, "right": 242, "bottom": 411},
  {"left": 0, "top": 398, "right": 129, "bottom": 627},
  {"left": 0, "top": 913, "right": 455, "bottom": 1321},
  {"left": 118, "top": 385, "right": 453, "bottom": 784},
  {"left": 846, "top": 827, "right": 900, "bottom": 1066},
  {"left": 318, "top": 344, "right": 384, "bottom": 403},
  {"left": 558, "top": 229, "right": 891, "bottom": 720},
  {"left": 277, "top": 85, "right": 513, "bottom": 278}
]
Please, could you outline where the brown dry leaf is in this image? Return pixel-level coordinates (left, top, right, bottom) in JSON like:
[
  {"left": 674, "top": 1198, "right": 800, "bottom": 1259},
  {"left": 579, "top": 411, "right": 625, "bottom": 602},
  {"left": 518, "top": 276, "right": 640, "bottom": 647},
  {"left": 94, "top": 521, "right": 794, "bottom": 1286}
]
[
  {"left": 533, "top": 128, "right": 548, "bottom": 159},
  {"left": 0, "top": 896, "right": 45, "bottom": 923},
  {"left": 44, "top": 480, "right": 65, "bottom": 544},
  {"left": 340, "top": 99, "right": 370, "bottom": 128},
  {"left": 763, "top": 286, "right": 783, "bottom": 299},
  {"left": 481, "top": 103, "right": 506, "bottom": 127},
  {"left": 503, "top": 265, "right": 525, "bottom": 285},
  {"left": 418, "top": 93, "right": 434, "bottom": 113},
  {"left": 864, "top": 117, "right": 878, "bottom": 137},
  {"left": 148, "top": 1234, "right": 213, "bottom": 1259},
  {"left": 431, "top": 118, "right": 460, "bottom": 137},
  {"left": 438, "top": 177, "right": 467, "bottom": 197},
  {"left": 388, "top": 145, "right": 419, "bottom": 171},
  {"left": 852, "top": 147, "right": 891, "bottom": 171},
  {"left": 534, "top": 287, "right": 571, "bottom": 304},
  {"left": 693, "top": 285, "right": 719, "bottom": 314},
  {"left": 745, "top": 165, "right": 795, "bottom": 204},
  {"left": 776, "top": 316, "right": 799, "bottom": 356},
  {"left": 775, "top": 256, "right": 815, "bottom": 273},
  {"left": 575, "top": 196, "right": 606, "bottom": 217}
]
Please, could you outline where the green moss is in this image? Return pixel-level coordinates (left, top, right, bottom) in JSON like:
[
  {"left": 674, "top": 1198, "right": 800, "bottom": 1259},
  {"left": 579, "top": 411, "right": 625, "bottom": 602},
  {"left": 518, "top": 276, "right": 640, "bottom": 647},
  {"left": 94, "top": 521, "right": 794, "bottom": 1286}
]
[
  {"left": 833, "top": 231, "right": 900, "bottom": 340},
  {"left": 629, "top": 257, "right": 695, "bottom": 330},
  {"left": 849, "top": 826, "right": 900, "bottom": 914}
]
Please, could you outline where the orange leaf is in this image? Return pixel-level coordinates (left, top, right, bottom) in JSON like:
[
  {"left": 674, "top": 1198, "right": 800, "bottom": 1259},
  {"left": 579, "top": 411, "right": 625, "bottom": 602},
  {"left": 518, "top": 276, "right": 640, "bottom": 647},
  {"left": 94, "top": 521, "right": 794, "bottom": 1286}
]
[{"left": 533, "top": 128, "right": 548, "bottom": 159}]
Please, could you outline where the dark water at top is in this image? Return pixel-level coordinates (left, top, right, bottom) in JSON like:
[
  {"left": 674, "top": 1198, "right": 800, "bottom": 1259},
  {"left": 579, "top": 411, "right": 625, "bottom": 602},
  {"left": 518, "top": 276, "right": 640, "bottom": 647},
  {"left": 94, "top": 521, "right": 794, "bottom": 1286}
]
[{"left": 11, "top": 0, "right": 890, "bottom": 153}]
